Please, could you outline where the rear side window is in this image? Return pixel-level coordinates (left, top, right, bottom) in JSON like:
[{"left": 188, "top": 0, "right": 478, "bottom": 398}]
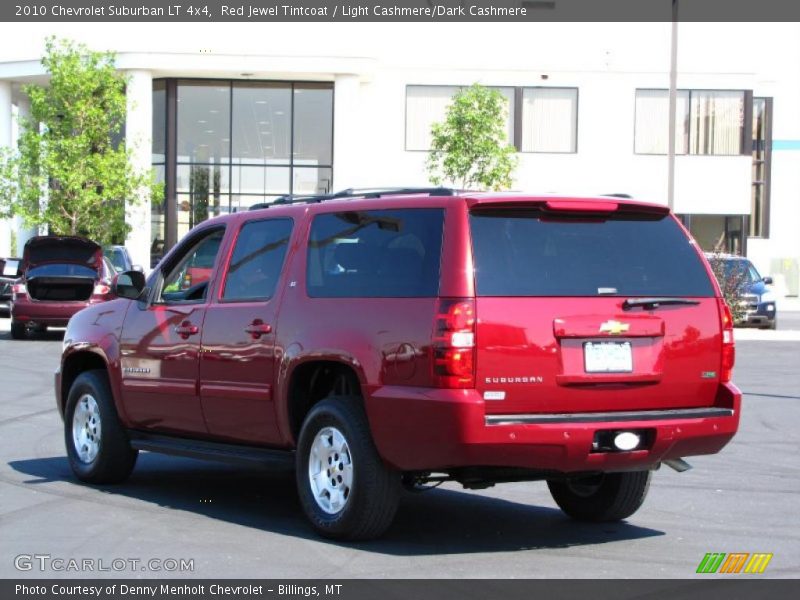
[
  {"left": 223, "top": 218, "right": 293, "bottom": 301},
  {"left": 307, "top": 209, "right": 444, "bottom": 298},
  {"left": 470, "top": 210, "right": 714, "bottom": 297}
]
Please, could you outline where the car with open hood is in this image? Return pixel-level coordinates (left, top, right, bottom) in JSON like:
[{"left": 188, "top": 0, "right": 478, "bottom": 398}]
[{"left": 10, "top": 236, "right": 115, "bottom": 339}]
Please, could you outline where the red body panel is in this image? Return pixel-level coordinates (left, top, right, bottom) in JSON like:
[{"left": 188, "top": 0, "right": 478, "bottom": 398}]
[
  {"left": 57, "top": 192, "right": 741, "bottom": 476},
  {"left": 12, "top": 295, "right": 105, "bottom": 326},
  {"left": 474, "top": 297, "right": 723, "bottom": 414},
  {"left": 366, "top": 383, "right": 740, "bottom": 471}
]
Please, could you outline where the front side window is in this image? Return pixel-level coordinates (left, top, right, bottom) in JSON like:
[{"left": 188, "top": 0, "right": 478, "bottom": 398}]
[
  {"left": 222, "top": 219, "right": 293, "bottom": 301},
  {"left": 307, "top": 209, "right": 445, "bottom": 298},
  {"left": 159, "top": 229, "right": 225, "bottom": 303}
]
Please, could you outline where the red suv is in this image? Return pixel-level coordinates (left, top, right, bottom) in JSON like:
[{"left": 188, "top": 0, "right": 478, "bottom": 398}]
[{"left": 56, "top": 189, "right": 740, "bottom": 540}]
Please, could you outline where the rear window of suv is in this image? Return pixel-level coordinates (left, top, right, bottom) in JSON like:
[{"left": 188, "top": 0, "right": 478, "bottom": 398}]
[
  {"left": 307, "top": 209, "right": 444, "bottom": 298},
  {"left": 470, "top": 209, "right": 714, "bottom": 297}
]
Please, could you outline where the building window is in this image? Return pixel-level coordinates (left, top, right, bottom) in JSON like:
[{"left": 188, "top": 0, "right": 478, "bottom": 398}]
[
  {"left": 634, "top": 89, "right": 689, "bottom": 154},
  {"left": 405, "top": 85, "right": 514, "bottom": 151},
  {"left": 749, "top": 97, "right": 772, "bottom": 238},
  {"left": 152, "top": 78, "right": 334, "bottom": 258},
  {"left": 520, "top": 87, "right": 578, "bottom": 153},
  {"left": 635, "top": 89, "right": 749, "bottom": 156},
  {"left": 680, "top": 214, "right": 746, "bottom": 255},
  {"left": 151, "top": 81, "right": 166, "bottom": 267}
]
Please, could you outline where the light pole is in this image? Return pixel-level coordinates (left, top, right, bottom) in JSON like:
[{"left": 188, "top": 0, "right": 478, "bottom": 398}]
[{"left": 667, "top": 0, "right": 679, "bottom": 210}]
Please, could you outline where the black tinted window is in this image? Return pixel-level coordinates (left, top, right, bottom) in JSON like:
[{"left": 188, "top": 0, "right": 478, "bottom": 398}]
[
  {"left": 307, "top": 209, "right": 444, "bottom": 298},
  {"left": 223, "top": 219, "right": 293, "bottom": 301},
  {"left": 470, "top": 210, "right": 714, "bottom": 297}
]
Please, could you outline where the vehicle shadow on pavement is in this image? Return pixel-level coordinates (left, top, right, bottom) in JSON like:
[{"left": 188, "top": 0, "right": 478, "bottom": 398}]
[{"left": 9, "top": 453, "right": 664, "bottom": 554}]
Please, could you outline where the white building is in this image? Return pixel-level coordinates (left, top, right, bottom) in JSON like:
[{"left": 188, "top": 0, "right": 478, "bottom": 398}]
[{"left": 0, "top": 22, "right": 798, "bottom": 294}]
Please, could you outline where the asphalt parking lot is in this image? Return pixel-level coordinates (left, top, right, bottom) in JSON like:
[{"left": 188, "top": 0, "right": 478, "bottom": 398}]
[{"left": 0, "top": 316, "right": 798, "bottom": 579}]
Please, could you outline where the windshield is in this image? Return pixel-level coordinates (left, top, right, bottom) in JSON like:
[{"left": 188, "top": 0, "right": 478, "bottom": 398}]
[
  {"left": 722, "top": 259, "right": 761, "bottom": 285},
  {"left": 105, "top": 248, "right": 127, "bottom": 272},
  {"left": 2, "top": 260, "right": 20, "bottom": 277}
]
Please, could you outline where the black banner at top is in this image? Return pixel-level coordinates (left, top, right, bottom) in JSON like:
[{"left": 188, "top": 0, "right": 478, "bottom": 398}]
[{"left": 4, "top": 0, "right": 800, "bottom": 22}]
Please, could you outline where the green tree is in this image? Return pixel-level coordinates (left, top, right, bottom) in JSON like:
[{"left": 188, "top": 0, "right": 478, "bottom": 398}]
[
  {"left": 0, "top": 38, "right": 161, "bottom": 244},
  {"left": 706, "top": 246, "right": 749, "bottom": 324},
  {"left": 426, "top": 83, "right": 518, "bottom": 190}
]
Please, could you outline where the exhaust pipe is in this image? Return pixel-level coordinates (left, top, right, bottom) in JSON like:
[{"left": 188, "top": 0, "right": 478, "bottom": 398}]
[{"left": 664, "top": 458, "right": 692, "bottom": 472}]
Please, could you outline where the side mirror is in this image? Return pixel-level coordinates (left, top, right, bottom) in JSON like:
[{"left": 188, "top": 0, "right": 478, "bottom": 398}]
[
  {"left": 132, "top": 264, "right": 145, "bottom": 273},
  {"left": 112, "top": 271, "right": 146, "bottom": 300},
  {"left": 762, "top": 276, "right": 773, "bottom": 285}
]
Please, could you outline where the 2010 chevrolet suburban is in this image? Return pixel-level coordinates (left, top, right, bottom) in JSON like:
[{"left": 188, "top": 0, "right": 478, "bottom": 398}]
[{"left": 56, "top": 188, "right": 741, "bottom": 540}]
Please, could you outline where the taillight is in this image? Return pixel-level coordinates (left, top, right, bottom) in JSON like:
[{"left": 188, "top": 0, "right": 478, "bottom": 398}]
[
  {"left": 719, "top": 299, "right": 735, "bottom": 383},
  {"left": 433, "top": 298, "right": 476, "bottom": 388},
  {"left": 11, "top": 282, "right": 26, "bottom": 300},
  {"left": 93, "top": 283, "right": 111, "bottom": 297}
]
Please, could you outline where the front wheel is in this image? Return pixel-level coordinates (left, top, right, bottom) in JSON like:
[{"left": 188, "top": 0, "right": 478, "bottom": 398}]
[
  {"left": 547, "top": 471, "right": 651, "bottom": 522},
  {"left": 65, "top": 370, "right": 138, "bottom": 484},
  {"left": 296, "top": 397, "right": 400, "bottom": 540}
]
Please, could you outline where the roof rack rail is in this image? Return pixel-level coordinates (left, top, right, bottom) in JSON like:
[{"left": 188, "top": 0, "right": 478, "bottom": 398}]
[
  {"left": 601, "top": 193, "right": 633, "bottom": 199},
  {"left": 248, "top": 187, "right": 458, "bottom": 210}
]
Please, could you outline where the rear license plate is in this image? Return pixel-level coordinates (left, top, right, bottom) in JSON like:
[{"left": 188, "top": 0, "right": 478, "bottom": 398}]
[{"left": 584, "top": 341, "right": 633, "bottom": 373}]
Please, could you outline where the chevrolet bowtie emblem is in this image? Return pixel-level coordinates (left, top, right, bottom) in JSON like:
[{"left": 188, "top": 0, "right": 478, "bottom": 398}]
[{"left": 599, "top": 320, "right": 630, "bottom": 335}]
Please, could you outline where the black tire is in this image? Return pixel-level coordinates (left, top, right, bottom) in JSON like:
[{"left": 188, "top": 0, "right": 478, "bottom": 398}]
[
  {"left": 547, "top": 471, "right": 651, "bottom": 522},
  {"left": 64, "top": 370, "right": 138, "bottom": 484},
  {"left": 10, "top": 320, "right": 27, "bottom": 340},
  {"left": 296, "top": 397, "right": 401, "bottom": 540}
]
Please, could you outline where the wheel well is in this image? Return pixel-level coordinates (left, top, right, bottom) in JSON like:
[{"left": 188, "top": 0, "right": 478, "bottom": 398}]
[
  {"left": 287, "top": 361, "right": 363, "bottom": 440},
  {"left": 61, "top": 351, "right": 108, "bottom": 412}
]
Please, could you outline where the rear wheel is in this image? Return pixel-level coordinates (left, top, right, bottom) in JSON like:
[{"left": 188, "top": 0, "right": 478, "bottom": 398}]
[
  {"left": 547, "top": 471, "right": 651, "bottom": 522},
  {"left": 10, "top": 320, "right": 26, "bottom": 340},
  {"left": 296, "top": 397, "right": 400, "bottom": 540},
  {"left": 65, "top": 370, "right": 138, "bottom": 484}
]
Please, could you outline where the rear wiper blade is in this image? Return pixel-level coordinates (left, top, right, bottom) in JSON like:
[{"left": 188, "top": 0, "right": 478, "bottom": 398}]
[{"left": 622, "top": 297, "right": 701, "bottom": 311}]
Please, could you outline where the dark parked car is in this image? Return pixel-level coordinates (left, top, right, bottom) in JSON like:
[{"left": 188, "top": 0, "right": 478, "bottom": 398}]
[
  {"left": 103, "top": 245, "right": 144, "bottom": 274},
  {"left": 10, "top": 236, "right": 115, "bottom": 339},
  {"left": 57, "top": 189, "right": 740, "bottom": 540},
  {"left": 706, "top": 253, "right": 777, "bottom": 329},
  {"left": 0, "top": 257, "right": 22, "bottom": 316}
]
